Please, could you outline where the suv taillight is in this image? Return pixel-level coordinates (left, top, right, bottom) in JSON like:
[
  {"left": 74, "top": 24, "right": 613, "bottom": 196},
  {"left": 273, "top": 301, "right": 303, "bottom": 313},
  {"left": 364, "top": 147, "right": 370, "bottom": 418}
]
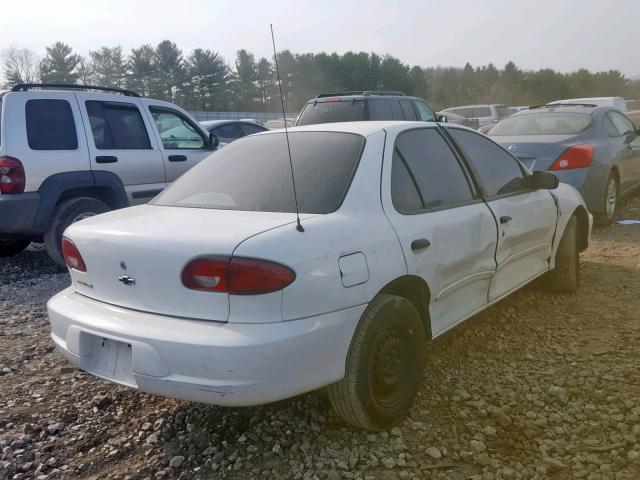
[
  {"left": 0, "top": 156, "right": 25, "bottom": 194},
  {"left": 62, "top": 238, "right": 87, "bottom": 272},
  {"left": 549, "top": 145, "right": 594, "bottom": 171},
  {"left": 182, "top": 256, "right": 296, "bottom": 295}
]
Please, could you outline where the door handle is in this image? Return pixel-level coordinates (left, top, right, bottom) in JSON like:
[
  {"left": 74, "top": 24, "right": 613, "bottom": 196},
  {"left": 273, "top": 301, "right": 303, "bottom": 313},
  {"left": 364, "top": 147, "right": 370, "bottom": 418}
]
[
  {"left": 168, "top": 155, "right": 187, "bottom": 162},
  {"left": 95, "top": 155, "right": 118, "bottom": 163},
  {"left": 500, "top": 215, "right": 512, "bottom": 224},
  {"left": 411, "top": 238, "right": 431, "bottom": 252}
]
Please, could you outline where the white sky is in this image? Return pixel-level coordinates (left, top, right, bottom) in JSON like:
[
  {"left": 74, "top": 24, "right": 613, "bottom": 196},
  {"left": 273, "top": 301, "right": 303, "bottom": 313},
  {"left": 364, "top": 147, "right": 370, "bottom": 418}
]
[{"left": 1, "top": 0, "right": 638, "bottom": 76}]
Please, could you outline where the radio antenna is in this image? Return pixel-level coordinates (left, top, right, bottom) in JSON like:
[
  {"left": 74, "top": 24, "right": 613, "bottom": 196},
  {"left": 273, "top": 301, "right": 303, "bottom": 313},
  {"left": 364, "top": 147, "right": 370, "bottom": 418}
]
[{"left": 270, "top": 24, "right": 304, "bottom": 233}]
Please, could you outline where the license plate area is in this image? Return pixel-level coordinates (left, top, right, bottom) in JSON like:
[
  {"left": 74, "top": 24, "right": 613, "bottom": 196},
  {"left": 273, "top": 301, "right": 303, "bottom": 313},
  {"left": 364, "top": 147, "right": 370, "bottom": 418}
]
[{"left": 91, "top": 336, "right": 135, "bottom": 386}]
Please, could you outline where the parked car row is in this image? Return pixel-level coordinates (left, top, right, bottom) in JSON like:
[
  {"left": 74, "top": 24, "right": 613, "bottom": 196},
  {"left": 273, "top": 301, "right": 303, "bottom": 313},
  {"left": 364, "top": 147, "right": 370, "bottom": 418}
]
[{"left": 0, "top": 83, "right": 600, "bottom": 431}]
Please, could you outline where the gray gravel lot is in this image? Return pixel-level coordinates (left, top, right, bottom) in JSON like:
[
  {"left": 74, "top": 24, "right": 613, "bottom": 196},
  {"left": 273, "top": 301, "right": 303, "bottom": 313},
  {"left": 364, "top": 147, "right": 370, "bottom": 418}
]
[{"left": 1, "top": 197, "right": 640, "bottom": 480}]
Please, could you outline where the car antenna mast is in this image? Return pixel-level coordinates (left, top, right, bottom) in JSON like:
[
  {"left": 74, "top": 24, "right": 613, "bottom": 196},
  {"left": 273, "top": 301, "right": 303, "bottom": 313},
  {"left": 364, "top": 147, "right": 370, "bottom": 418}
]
[{"left": 270, "top": 24, "right": 304, "bottom": 233}]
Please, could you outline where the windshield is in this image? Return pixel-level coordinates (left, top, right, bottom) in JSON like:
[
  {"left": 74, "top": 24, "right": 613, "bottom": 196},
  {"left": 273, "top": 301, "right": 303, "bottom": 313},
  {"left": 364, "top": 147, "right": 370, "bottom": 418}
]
[
  {"left": 495, "top": 106, "right": 512, "bottom": 119},
  {"left": 489, "top": 112, "right": 592, "bottom": 136},
  {"left": 153, "top": 131, "right": 365, "bottom": 214},
  {"left": 296, "top": 100, "right": 366, "bottom": 126}
]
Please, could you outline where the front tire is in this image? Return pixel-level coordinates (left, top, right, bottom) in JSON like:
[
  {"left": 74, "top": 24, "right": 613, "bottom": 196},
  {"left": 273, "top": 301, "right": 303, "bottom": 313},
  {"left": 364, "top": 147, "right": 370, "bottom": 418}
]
[
  {"left": 547, "top": 215, "right": 579, "bottom": 293},
  {"left": 328, "top": 294, "right": 426, "bottom": 430},
  {"left": 594, "top": 173, "right": 618, "bottom": 226},
  {"left": 0, "top": 238, "right": 31, "bottom": 257},
  {"left": 44, "top": 197, "right": 110, "bottom": 266}
]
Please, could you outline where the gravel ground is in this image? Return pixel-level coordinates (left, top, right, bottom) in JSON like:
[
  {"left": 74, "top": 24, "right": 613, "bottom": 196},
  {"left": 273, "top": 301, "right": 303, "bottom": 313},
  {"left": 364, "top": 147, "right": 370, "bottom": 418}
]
[{"left": 2, "top": 197, "right": 640, "bottom": 480}]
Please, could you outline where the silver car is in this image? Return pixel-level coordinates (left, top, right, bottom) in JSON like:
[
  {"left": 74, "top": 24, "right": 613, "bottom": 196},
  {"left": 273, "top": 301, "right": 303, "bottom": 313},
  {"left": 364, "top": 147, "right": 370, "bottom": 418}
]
[{"left": 441, "top": 104, "right": 513, "bottom": 127}]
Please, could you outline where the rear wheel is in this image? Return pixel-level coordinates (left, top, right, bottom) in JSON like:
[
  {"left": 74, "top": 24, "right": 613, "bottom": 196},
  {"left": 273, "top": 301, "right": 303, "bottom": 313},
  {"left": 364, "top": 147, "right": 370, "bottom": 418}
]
[
  {"left": 44, "top": 197, "right": 110, "bottom": 266},
  {"left": 0, "top": 237, "right": 31, "bottom": 257},
  {"left": 594, "top": 173, "right": 618, "bottom": 226},
  {"left": 328, "top": 294, "right": 426, "bottom": 430},
  {"left": 547, "top": 215, "right": 579, "bottom": 293}
]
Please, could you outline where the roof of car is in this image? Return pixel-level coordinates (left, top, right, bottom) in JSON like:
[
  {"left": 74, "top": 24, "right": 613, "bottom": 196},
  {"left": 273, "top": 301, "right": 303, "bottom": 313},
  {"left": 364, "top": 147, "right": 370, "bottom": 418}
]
[
  {"left": 515, "top": 104, "right": 603, "bottom": 115},
  {"left": 268, "top": 120, "right": 442, "bottom": 136}
]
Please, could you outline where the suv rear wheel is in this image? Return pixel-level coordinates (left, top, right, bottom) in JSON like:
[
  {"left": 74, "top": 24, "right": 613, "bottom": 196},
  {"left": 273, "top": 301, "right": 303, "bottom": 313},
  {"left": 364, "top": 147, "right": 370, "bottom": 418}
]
[
  {"left": 0, "top": 237, "right": 31, "bottom": 257},
  {"left": 44, "top": 197, "right": 110, "bottom": 266}
]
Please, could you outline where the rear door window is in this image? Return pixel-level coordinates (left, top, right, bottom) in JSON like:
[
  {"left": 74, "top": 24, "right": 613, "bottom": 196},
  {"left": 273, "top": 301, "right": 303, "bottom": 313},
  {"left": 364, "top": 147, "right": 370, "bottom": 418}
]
[
  {"left": 296, "top": 100, "right": 366, "bottom": 125},
  {"left": 447, "top": 127, "right": 528, "bottom": 197},
  {"left": 213, "top": 123, "right": 243, "bottom": 139},
  {"left": 367, "top": 99, "right": 394, "bottom": 120},
  {"left": 399, "top": 100, "right": 418, "bottom": 120},
  {"left": 85, "top": 101, "right": 151, "bottom": 149},
  {"left": 473, "top": 107, "right": 492, "bottom": 117},
  {"left": 26, "top": 99, "right": 78, "bottom": 150},
  {"left": 153, "top": 132, "right": 365, "bottom": 214},
  {"left": 239, "top": 123, "right": 266, "bottom": 135},
  {"left": 391, "top": 128, "right": 474, "bottom": 213}
]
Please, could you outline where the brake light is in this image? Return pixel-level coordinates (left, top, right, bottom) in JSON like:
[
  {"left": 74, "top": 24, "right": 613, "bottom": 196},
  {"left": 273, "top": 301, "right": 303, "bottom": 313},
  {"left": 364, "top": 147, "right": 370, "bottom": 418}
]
[
  {"left": 182, "top": 256, "right": 296, "bottom": 295},
  {"left": 323, "top": 97, "right": 342, "bottom": 103},
  {"left": 0, "top": 156, "right": 25, "bottom": 194},
  {"left": 61, "top": 238, "right": 87, "bottom": 272},
  {"left": 549, "top": 145, "right": 594, "bottom": 171}
]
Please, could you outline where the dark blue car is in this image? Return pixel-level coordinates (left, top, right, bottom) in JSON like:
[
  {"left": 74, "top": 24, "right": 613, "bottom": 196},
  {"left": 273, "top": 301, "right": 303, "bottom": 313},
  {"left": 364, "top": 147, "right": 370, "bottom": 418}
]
[{"left": 489, "top": 104, "right": 640, "bottom": 225}]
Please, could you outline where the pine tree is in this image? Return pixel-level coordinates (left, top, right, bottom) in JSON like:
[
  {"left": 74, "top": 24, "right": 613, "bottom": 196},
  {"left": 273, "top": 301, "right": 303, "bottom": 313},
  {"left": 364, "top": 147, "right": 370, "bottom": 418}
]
[{"left": 40, "top": 42, "right": 80, "bottom": 83}]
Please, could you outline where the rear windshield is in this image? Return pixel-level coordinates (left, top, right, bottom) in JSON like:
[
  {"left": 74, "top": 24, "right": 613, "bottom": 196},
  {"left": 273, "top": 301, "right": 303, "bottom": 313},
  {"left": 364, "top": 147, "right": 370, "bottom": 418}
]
[
  {"left": 153, "top": 131, "right": 365, "bottom": 214},
  {"left": 489, "top": 112, "right": 592, "bottom": 136},
  {"left": 296, "top": 100, "right": 366, "bottom": 126}
]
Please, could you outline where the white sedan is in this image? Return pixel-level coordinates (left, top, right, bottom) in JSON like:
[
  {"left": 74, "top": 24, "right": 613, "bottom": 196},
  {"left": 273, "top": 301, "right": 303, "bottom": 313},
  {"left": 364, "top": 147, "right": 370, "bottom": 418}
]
[{"left": 48, "top": 121, "right": 591, "bottom": 430}]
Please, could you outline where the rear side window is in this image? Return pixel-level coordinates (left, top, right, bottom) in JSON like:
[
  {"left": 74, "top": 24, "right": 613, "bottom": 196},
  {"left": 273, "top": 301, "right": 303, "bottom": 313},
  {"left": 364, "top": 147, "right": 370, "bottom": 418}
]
[
  {"left": 86, "top": 101, "right": 151, "bottom": 149},
  {"left": 473, "top": 107, "right": 492, "bottom": 117},
  {"left": 26, "top": 99, "right": 78, "bottom": 150},
  {"left": 213, "top": 123, "right": 242, "bottom": 139},
  {"left": 153, "top": 132, "right": 365, "bottom": 214},
  {"left": 296, "top": 100, "right": 366, "bottom": 126},
  {"left": 391, "top": 129, "right": 474, "bottom": 213},
  {"left": 367, "top": 99, "right": 394, "bottom": 120},
  {"left": 240, "top": 123, "right": 266, "bottom": 135},
  {"left": 448, "top": 128, "right": 527, "bottom": 197},
  {"left": 606, "top": 111, "right": 635, "bottom": 137},
  {"left": 399, "top": 100, "right": 417, "bottom": 121}
]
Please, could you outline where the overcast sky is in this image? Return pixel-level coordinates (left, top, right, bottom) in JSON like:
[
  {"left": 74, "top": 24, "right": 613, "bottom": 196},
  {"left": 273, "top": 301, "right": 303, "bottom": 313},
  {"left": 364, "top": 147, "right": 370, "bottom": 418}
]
[{"left": 1, "top": 0, "right": 638, "bottom": 76}]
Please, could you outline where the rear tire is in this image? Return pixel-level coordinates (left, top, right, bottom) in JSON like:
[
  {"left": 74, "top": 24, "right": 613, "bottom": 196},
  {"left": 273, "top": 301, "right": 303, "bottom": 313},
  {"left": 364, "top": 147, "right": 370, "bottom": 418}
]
[
  {"left": 44, "top": 197, "right": 110, "bottom": 266},
  {"left": 0, "top": 238, "right": 31, "bottom": 257},
  {"left": 547, "top": 215, "right": 579, "bottom": 293},
  {"left": 328, "top": 294, "right": 426, "bottom": 431},
  {"left": 594, "top": 173, "right": 618, "bottom": 226}
]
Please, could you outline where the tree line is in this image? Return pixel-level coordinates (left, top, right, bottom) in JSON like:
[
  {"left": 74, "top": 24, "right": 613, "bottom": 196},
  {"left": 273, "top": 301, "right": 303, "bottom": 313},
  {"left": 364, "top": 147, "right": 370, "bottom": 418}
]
[{"left": 2, "top": 41, "right": 640, "bottom": 113}]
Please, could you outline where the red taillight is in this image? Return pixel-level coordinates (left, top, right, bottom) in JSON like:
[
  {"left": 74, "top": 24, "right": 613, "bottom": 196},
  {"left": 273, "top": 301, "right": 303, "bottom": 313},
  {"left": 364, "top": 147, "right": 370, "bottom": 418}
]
[
  {"left": 182, "top": 256, "right": 296, "bottom": 295},
  {"left": 61, "top": 238, "right": 87, "bottom": 272},
  {"left": 0, "top": 156, "right": 25, "bottom": 194},
  {"left": 323, "top": 97, "right": 342, "bottom": 103},
  {"left": 549, "top": 145, "right": 594, "bottom": 171}
]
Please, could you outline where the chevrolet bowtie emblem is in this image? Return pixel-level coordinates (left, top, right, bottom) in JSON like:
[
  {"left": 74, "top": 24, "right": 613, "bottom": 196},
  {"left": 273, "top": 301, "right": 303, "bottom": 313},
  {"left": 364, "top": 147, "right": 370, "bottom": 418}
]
[{"left": 117, "top": 275, "right": 136, "bottom": 286}]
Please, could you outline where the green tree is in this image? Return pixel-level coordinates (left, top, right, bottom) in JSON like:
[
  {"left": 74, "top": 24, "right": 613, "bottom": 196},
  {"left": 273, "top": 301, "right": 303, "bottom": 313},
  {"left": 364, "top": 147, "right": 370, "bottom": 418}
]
[
  {"left": 40, "top": 42, "right": 80, "bottom": 83},
  {"left": 126, "top": 45, "right": 156, "bottom": 96},
  {"left": 255, "top": 58, "right": 273, "bottom": 111},
  {"left": 233, "top": 49, "right": 258, "bottom": 110},
  {"left": 185, "top": 48, "right": 229, "bottom": 111},
  {"left": 153, "top": 40, "right": 184, "bottom": 101},
  {"left": 90, "top": 46, "right": 126, "bottom": 88}
]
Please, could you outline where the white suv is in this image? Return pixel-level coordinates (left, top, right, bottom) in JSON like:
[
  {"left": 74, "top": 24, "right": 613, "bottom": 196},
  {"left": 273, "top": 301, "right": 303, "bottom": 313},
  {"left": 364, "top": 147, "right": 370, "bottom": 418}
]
[{"left": 0, "top": 84, "right": 218, "bottom": 265}]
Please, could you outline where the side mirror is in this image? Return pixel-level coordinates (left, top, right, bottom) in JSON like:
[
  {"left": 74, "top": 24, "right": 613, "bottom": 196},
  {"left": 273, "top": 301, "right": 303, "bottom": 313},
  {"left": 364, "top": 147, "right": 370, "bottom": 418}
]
[
  {"left": 208, "top": 132, "right": 219, "bottom": 150},
  {"left": 530, "top": 170, "right": 559, "bottom": 190},
  {"left": 438, "top": 115, "right": 448, "bottom": 123}
]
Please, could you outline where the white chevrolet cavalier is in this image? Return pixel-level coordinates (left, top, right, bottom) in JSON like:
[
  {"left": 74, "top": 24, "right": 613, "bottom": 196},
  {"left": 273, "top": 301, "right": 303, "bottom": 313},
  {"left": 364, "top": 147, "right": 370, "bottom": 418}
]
[{"left": 48, "top": 121, "right": 591, "bottom": 430}]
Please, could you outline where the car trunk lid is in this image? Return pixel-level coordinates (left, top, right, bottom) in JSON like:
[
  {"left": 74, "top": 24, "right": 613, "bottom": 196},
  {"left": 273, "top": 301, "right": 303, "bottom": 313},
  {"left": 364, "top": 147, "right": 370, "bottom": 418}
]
[
  {"left": 491, "top": 135, "right": 580, "bottom": 171},
  {"left": 65, "top": 204, "right": 302, "bottom": 321}
]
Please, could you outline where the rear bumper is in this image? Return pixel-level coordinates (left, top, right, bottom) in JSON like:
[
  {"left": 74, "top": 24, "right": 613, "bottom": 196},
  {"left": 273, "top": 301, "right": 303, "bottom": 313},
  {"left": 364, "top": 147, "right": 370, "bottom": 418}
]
[
  {"left": 0, "top": 192, "right": 41, "bottom": 235},
  {"left": 47, "top": 288, "right": 364, "bottom": 406}
]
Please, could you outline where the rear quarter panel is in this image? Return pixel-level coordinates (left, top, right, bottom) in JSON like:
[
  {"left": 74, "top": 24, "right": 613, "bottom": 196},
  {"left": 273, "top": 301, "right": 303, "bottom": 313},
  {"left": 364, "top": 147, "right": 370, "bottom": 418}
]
[{"left": 229, "top": 130, "right": 407, "bottom": 322}]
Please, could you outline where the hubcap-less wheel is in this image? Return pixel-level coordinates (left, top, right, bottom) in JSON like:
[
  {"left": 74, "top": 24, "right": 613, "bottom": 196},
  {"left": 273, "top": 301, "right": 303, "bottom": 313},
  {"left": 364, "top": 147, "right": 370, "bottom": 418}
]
[
  {"left": 372, "top": 331, "right": 411, "bottom": 407},
  {"left": 605, "top": 178, "right": 617, "bottom": 219}
]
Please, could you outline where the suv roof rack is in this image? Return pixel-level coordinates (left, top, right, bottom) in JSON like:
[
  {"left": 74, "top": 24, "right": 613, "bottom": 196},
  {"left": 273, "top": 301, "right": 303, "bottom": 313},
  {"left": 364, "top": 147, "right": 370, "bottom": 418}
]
[
  {"left": 315, "top": 90, "right": 406, "bottom": 99},
  {"left": 11, "top": 83, "right": 141, "bottom": 97},
  {"left": 530, "top": 102, "right": 597, "bottom": 109}
]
